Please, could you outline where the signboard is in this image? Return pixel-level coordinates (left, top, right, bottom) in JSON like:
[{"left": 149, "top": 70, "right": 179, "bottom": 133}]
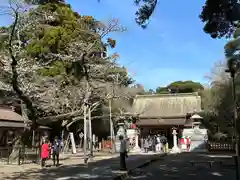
[{"left": 69, "top": 132, "right": 77, "bottom": 154}]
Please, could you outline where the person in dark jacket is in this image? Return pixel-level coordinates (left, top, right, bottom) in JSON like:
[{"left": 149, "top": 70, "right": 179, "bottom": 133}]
[
  {"left": 119, "top": 135, "right": 128, "bottom": 170},
  {"left": 148, "top": 136, "right": 153, "bottom": 151},
  {"left": 52, "top": 136, "right": 61, "bottom": 166},
  {"left": 152, "top": 135, "right": 156, "bottom": 152}
]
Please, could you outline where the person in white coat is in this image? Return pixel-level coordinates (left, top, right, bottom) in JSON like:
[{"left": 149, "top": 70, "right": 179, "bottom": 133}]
[{"left": 156, "top": 134, "right": 161, "bottom": 152}]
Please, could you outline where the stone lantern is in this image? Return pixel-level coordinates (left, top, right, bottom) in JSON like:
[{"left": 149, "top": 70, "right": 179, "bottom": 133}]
[
  {"left": 190, "top": 114, "right": 203, "bottom": 129},
  {"left": 115, "top": 121, "right": 126, "bottom": 152},
  {"left": 189, "top": 113, "right": 208, "bottom": 152},
  {"left": 170, "top": 127, "right": 181, "bottom": 154},
  {"left": 132, "top": 128, "right": 141, "bottom": 153}
]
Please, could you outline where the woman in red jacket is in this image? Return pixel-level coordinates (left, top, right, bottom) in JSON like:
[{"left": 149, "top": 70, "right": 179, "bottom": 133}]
[{"left": 41, "top": 139, "right": 50, "bottom": 167}]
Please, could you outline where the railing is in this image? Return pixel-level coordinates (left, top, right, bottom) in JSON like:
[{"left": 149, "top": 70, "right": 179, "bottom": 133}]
[
  {"left": 19, "top": 146, "right": 40, "bottom": 164},
  {"left": 0, "top": 146, "right": 40, "bottom": 165},
  {"left": 208, "top": 141, "right": 235, "bottom": 152},
  {"left": 0, "top": 147, "right": 12, "bottom": 164}
]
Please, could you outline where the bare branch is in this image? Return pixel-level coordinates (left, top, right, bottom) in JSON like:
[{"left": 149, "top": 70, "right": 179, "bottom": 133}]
[{"left": 99, "top": 18, "right": 127, "bottom": 38}]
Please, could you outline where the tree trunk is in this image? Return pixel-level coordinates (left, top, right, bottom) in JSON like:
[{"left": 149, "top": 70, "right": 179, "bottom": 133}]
[
  {"left": 9, "top": 135, "right": 22, "bottom": 163},
  {"left": 8, "top": 11, "right": 38, "bottom": 129}
]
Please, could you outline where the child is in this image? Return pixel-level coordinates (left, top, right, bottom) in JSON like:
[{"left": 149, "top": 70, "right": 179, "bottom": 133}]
[{"left": 41, "top": 139, "right": 50, "bottom": 167}]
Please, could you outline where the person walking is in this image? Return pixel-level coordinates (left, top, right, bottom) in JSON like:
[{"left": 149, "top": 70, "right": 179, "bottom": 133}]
[
  {"left": 41, "top": 139, "right": 50, "bottom": 168},
  {"left": 152, "top": 135, "right": 156, "bottom": 152},
  {"left": 160, "top": 134, "right": 167, "bottom": 153},
  {"left": 148, "top": 136, "right": 153, "bottom": 152},
  {"left": 186, "top": 136, "right": 191, "bottom": 152},
  {"left": 119, "top": 135, "right": 128, "bottom": 171},
  {"left": 143, "top": 138, "right": 149, "bottom": 153},
  {"left": 52, "top": 136, "right": 61, "bottom": 166},
  {"left": 156, "top": 134, "right": 161, "bottom": 152}
]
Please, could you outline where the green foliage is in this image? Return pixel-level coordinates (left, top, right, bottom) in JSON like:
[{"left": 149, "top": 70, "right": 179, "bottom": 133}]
[
  {"left": 156, "top": 81, "right": 204, "bottom": 94},
  {"left": 225, "top": 24, "right": 240, "bottom": 59},
  {"left": 24, "top": 0, "right": 65, "bottom": 5},
  {"left": 134, "top": 0, "right": 240, "bottom": 38},
  {"left": 21, "top": 1, "right": 108, "bottom": 82},
  {"left": 105, "top": 66, "right": 134, "bottom": 86},
  {"left": 155, "top": 86, "right": 168, "bottom": 94},
  {"left": 25, "top": 3, "right": 80, "bottom": 57},
  {"left": 38, "top": 61, "right": 67, "bottom": 76},
  {"left": 0, "top": 0, "right": 134, "bottom": 123},
  {"left": 31, "top": 0, "right": 240, "bottom": 39},
  {"left": 134, "top": 0, "right": 158, "bottom": 28},
  {"left": 199, "top": 0, "right": 240, "bottom": 38},
  {"left": 26, "top": 26, "right": 72, "bottom": 56},
  {"left": 0, "top": 27, "right": 9, "bottom": 51}
]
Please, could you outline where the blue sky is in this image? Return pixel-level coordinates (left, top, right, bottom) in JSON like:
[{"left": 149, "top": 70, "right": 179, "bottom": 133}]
[{"left": 0, "top": 0, "right": 228, "bottom": 90}]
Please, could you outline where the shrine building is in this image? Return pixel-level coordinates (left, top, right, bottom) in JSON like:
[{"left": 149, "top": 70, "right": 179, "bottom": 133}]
[{"left": 131, "top": 93, "right": 202, "bottom": 146}]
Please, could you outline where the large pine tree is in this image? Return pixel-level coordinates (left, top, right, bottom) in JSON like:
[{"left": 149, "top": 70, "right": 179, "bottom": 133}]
[{"left": 0, "top": 0, "right": 132, "bottom": 125}]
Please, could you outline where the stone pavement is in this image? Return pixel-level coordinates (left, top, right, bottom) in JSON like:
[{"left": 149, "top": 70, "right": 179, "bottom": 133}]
[
  {"left": 0, "top": 152, "right": 119, "bottom": 174},
  {"left": 128, "top": 152, "right": 236, "bottom": 180},
  {"left": 0, "top": 152, "right": 164, "bottom": 180}
]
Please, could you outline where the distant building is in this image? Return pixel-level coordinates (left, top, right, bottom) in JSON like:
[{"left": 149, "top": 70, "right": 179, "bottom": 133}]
[
  {"left": 131, "top": 93, "right": 202, "bottom": 147},
  {"left": 0, "top": 106, "right": 50, "bottom": 147}
]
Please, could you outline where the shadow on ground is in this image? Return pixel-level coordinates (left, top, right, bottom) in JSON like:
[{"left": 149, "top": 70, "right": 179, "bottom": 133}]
[
  {"left": 1, "top": 154, "right": 153, "bottom": 180},
  {"left": 128, "top": 153, "right": 236, "bottom": 180}
]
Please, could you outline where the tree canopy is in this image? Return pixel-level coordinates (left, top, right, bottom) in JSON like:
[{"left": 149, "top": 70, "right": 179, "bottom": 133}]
[
  {"left": 0, "top": 0, "right": 139, "bottom": 129},
  {"left": 224, "top": 23, "right": 240, "bottom": 66},
  {"left": 24, "top": 0, "right": 240, "bottom": 38},
  {"left": 156, "top": 81, "right": 204, "bottom": 94},
  {"left": 200, "top": 0, "right": 240, "bottom": 38},
  {"left": 136, "top": 0, "right": 240, "bottom": 38}
]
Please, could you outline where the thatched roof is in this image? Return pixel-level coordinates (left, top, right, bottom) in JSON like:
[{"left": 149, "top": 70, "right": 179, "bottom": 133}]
[
  {"left": 132, "top": 93, "right": 202, "bottom": 118},
  {"left": 0, "top": 107, "right": 50, "bottom": 129},
  {"left": 137, "top": 118, "right": 186, "bottom": 126},
  {"left": 0, "top": 107, "right": 23, "bottom": 122}
]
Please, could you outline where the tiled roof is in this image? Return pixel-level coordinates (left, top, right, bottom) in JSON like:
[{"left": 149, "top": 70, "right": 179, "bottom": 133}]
[{"left": 132, "top": 93, "right": 202, "bottom": 118}]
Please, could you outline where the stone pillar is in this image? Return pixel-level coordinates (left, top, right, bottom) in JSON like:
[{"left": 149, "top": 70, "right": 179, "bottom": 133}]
[
  {"left": 135, "top": 133, "right": 139, "bottom": 148},
  {"left": 173, "top": 131, "right": 177, "bottom": 148},
  {"left": 171, "top": 129, "right": 181, "bottom": 154},
  {"left": 133, "top": 129, "right": 141, "bottom": 153}
]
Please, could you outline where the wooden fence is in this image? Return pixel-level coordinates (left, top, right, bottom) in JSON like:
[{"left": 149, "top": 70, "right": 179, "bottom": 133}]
[
  {"left": 208, "top": 141, "right": 235, "bottom": 152},
  {"left": 0, "top": 146, "right": 40, "bottom": 165}
]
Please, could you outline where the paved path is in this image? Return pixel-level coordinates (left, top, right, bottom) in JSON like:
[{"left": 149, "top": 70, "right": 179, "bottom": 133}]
[
  {"left": 128, "top": 153, "right": 236, "bottom": 180},
  {"left": 0, "top": 152, "right": 163, "bottom": 180}
]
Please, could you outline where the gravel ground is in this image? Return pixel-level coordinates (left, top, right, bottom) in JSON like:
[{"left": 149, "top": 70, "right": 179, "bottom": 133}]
[{"left": 128, "top": 153, "right": 236, "bottom": 180}]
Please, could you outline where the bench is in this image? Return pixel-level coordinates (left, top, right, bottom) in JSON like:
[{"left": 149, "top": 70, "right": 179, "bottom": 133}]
[
  {"left": 218, "top": 160, "right": 236, "bottom": 167},
  {"left": 190, "top": 161, "right": 214, "bottom": 168}
]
